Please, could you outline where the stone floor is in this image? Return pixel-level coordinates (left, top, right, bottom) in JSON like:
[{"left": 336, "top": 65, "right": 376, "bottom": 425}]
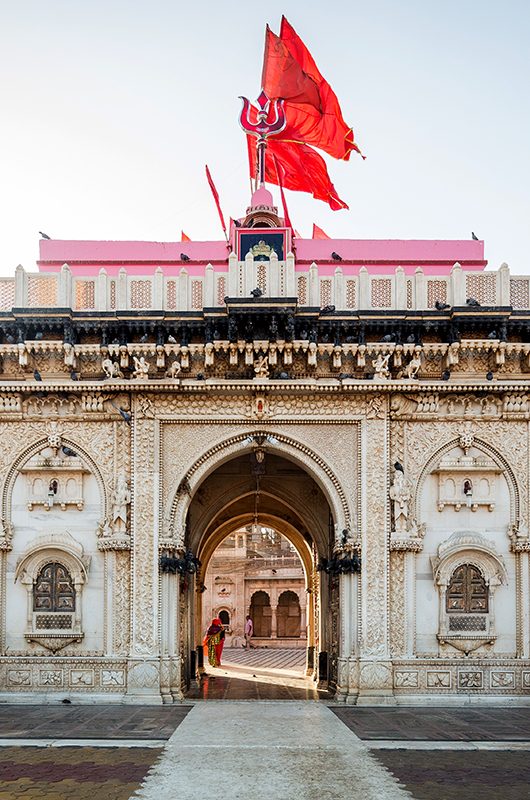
[
  {"left": 0, "top": 746, "right": 161, "bottom": 799},
  {"left": 373, "top": 750, "right": 530, "bottom": 800},
  {"left": 186, "top": 646, "right": 328, "bottom": 700},
  {"left": 1, "top": 705, "right": 530, "bottom": 798},
  {"left": 133, "top": 702, "right": 411, "bottom": 800},
  {"left": 0, "top": 705, "right": 190, "bottom": 740},
  {"left": 331, "top": 707, "right": 530, "bottom": 741}
]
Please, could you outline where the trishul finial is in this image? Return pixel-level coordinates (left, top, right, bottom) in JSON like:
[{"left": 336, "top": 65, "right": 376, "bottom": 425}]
[{"left": 239, "top": 91, "right": 286, "bottom": 187}]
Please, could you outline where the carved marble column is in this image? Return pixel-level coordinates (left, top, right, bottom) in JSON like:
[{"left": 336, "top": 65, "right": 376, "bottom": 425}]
[
  {"left": 337, "top": 571, "right": 358, "bottom": 702},
  {"left": 127, "top": 416, "right": 161, "bottom": 702},
  {"left": 270, "top": 604, "right": 278, "bottom": 638},
  {"left": 358, "top": 408, "right": 395, "bottom": 704}
]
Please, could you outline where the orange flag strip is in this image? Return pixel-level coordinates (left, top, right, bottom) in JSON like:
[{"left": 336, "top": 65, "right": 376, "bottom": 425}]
[{"left": 205, "top": 165, "right": 228, "bottom": 241}]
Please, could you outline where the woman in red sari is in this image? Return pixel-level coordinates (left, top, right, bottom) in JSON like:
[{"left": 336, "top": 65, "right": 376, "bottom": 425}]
[{"left": 203, "top": 617, "right": 225, "bottom": 668}]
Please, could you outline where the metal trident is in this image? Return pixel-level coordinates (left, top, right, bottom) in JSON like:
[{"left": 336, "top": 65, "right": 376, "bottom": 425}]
[{"left": 239, "top": 90, "right": 286, "bottom": 187}]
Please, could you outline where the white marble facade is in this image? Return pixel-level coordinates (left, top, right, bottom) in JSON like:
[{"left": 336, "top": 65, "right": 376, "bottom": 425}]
[{"left": 0, "top": 380, "right": 528, "bottom": 704}]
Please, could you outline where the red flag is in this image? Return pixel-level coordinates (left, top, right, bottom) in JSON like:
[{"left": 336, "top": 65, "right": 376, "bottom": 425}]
[
  {"left": 272, "top": 154, "right": 293, "bottom": 229},
  {"left": 312, "top": 224, "right": 330, "bottom": 239},
  {"left": 205, "top": 165, "right": 227, "bottom": 239},
  {"left": 181, "top": 231, "right": 191, "bottom": 242},
  {"left": 262, "top": 18, "right": 363, "bottom": 161},
  {"left": 246, "top": 134, "right": 348, "bottom": 211}
]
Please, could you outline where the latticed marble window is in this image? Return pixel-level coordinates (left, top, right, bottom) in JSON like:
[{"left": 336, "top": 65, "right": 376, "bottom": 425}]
[
  {"left": 279, "top": 265, "right": 286, "bottom": 295},
  {"left": 297, "top": 275, "right": 308, "bottom": 305},
  {"left": 217, "top": 277, "right": 226, "bottom": 306},
  {"left": 130, "top": 280, "right": 152, "bottom": 309},
  {"left": 320, "top": 279, "right": 332, "bottom": 307},
  {"left": 256, "top": 263, "right": 267, "bottom": 294},
  {"left": 27, "top": 277, "right": 57, "bottom": 307},
  {"left": 446, "top": 564, "right": 488, "bottom": 613},
  {"left": 406, "top": 279, "right": 413, "bottom": 309},
  {"left": 371, "top": 278, "right": 392, "bottom": 308},
  {"left": 510, "top": 279, "right": 530, "bottom": 309},
  {"left": 33, "top": 562, "right": 75, "bottom": 613},
  {"left": 75, "top": 281, "right": 95, "bottom": 310},
  {"left": 427, "top": 280, "right": 448, "bottom": 308},
  {"left": 345, "top": 280, "right": 356, "bottom": 309},
  {"left": 166, "top": 280, "right": 177, "bottom": 310},
  {"left": 466, "top": 273, "right": 496, "bottom": 306},
  {"left": 191, "top": 280, "right": 203, "bottom": 310},
  {"left": 0, "top": 281, "right": 15, "bottom": 311},
  {"left": 109, "top": 280, "right": 117, "bottom": 310}
]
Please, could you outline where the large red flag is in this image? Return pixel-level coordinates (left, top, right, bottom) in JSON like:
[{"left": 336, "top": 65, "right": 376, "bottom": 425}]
[
  {"left": 262, "top": 18, "right": 363, "bottom": 161},
  {"left": 246, "top": 134, "right": 348, "bottom": 211}
]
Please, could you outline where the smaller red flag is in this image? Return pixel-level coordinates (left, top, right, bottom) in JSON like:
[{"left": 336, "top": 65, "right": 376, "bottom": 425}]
[
  {"left": 205, "top": 165, "right": 227, "bottom": 239},
  {"left": 181, "top": 231, "right": 191, "bottom": 242},
  {"left": 312, "top": 224, "right": 330, "bottom": 239},
  {"left": 272, "top": 154, "right": 293, "bottom": 230}
]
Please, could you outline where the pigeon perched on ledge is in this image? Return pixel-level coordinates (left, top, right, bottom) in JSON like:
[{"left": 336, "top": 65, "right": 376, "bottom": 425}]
[
  {"left": 434, "top": 300, "right": 451, "bottom": 311},
  {"left": 331, "top": 252, "right": 342, "bottom": 261},
  {"left": 180, "top": 253, "right": 191, "bottom": 262},
  {"left": 250, "top": 287, "right": 263, "bottom": 298},
  {"left": 466, "top": 297, "right": 481, "bottom": 307}
]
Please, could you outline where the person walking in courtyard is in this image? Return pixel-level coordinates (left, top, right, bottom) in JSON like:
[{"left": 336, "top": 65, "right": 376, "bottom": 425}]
[
  {"left": 203, "top": 617, "right": 225, "bottom": 668},
  {"left": 244, "top": 614, "right": 254, "bottom": 649}
]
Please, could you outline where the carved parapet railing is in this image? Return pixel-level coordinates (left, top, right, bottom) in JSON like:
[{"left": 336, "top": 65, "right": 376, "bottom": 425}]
[{"left": 6, "top": 260, "right": 527, "bottom": 312}]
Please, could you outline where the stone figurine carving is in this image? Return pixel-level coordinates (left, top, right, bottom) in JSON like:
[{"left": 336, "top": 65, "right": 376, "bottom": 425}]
[
  {"left": 132, "top": 356, "right": 150, "bottom": 379},
  {"left": 254, "top": 355, "right": 269, "bottom": 378},
  {"left": 110, "top": 473, "right": 131, "bottom": 534},
  {"left": 389, "top": 463, "right": 412, "bottom": 533},
  {"left": 102, "top": 357, "right": 123, "bottom": 379},
  {"left": 166, "top": 359, "right": 182, "bottom": 379},
  {"left": 404, "top": 350, "right": 422, "bottom": 379},
  {"left": 372, "top": 352, "right": 391, "bottom": 380}
]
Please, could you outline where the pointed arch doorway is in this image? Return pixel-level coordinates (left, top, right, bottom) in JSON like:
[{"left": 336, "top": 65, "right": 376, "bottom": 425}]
[{"left": 168, "top": 447, "right": 338, "bottom": 699}]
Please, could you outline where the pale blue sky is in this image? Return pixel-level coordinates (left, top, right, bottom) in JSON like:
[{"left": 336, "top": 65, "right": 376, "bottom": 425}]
[{"left": 1, "top": 0, "right": 529, "bottom": 275}]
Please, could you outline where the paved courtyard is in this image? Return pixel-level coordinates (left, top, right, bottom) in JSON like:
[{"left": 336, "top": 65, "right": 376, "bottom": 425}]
[{"left": 0, "top": 704, "right": 529, "bottom": 798}]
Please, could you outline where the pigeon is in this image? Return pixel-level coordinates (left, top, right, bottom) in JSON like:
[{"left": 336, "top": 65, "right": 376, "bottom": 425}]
[
  {"left": 110, "top": 401, "right": 131, "bottom": 423},
  {"left": 33, "top": 369, "right": 42, "bottom": 381},
  {"left": 62, "top": 446, "right": 77, "bottom": 457},
  {"left": 331, "top": 251, "right": 342, "bottom": 261},
  {"left": 405, "top": 334, "right": 416, "bottom": 343},
  {"left": 279, "top": 372, "right": 290, "bottom": 379},
  {"left": 223, "top": 295, "right": 230, "bottom": 303},
  {"left": 320, "top": 304, "right": 335, "bottom": 314},
  {"left": 118, "top": 407, "right": 131, "bottom": 423},
  {"left": 271, "top": 569, "right": 277, "bottom": 574},
  {"left": 471, "top": 232, "right": 479, "bottom": 240},
  {"left": 250, "top": 287, "right": 263, "bottom": 298},
  {"left": 111, "top": 338, "right": 120, "bottom": 345},
  {"left": 61, "top": 698, "right": 72, "bottom": 704},
  {"left": 39, "top": 231, "right": 51, "bottom": 239},
  {"left": 139, "top": 333, "right": 149, "bottom": 343},
  {"left": 466, "top": 297, "right": 481, "bottom": 307},
  {"left": 5, "top": 334, "right": 15, "bottom": 344},
  {"left": 486, "top": 371, "right": 494, "bottom": 381},
  {"left": 394, "top": 461, "right": 404, "bottom": 472},
  {"left": 180, "top": 253, "right": 190, "bottom": 262},
  {"left": 70, "top": 370, "right": 79, "bottom": 381},
  {"left": 34, "top": 331, "right": 43, "bottom": 340},
  {"left": 434, "top": 300, "right": 451, "bottom": 311},
  {"left": 442, "top": 369, "right": 451, "bottom": 380},
  {"left": 167, "top": 335, "right": 177, "bottom": 344},
  {"left": 380, "top": 334, "right": 394, "bottom": 343},
  {"left": 487, "top": 330, "right": 498, "bottom": 339},
  {"left": 233, "top": 219, "right": 241, "bottom": 227},
  {"left": 196, "top": 373, "right": 205, "bottom": 380}
]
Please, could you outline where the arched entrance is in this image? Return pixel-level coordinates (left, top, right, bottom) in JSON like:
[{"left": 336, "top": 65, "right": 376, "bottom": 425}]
[{"left": 167, "top": 443, "right": 341, "bottom": 697}]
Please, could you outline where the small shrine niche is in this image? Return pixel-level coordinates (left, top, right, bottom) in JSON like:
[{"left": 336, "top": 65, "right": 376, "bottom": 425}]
[
  {"left": 433, "top": 452, "right": 502, "bottom": 512},
  {"left": 21, "top": 452, "right": 89, "bottom": 512}
]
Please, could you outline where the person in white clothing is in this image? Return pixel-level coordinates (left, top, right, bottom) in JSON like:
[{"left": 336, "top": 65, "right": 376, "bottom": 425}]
[{"left": 244, "top": 615, "right": 253, "bottom": 649}]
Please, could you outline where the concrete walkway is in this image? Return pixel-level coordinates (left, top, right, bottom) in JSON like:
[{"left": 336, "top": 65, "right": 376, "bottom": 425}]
[{"left": 132, "top": 702, "right": 411, "bottom": 800}]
